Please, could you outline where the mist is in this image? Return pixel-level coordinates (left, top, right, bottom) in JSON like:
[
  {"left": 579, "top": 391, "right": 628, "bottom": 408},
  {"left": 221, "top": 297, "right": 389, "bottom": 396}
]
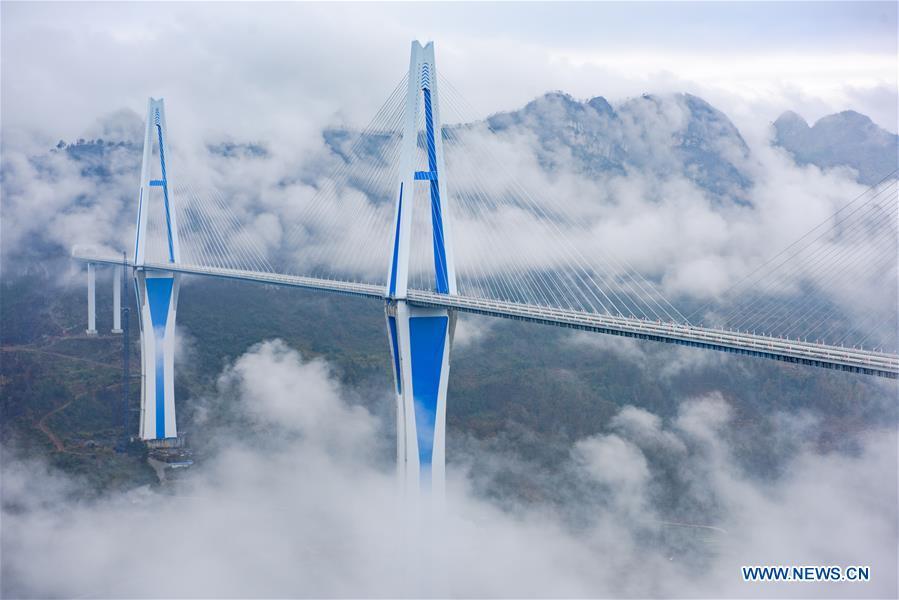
[{"left": 2, "top": 340, "right": 895, "bottom": 598}]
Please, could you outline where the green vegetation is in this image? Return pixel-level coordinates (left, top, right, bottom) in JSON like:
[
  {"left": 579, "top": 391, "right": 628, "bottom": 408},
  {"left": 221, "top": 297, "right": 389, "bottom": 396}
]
[{"left": 2, "top": 273, "right": 894, "bottom": 499}]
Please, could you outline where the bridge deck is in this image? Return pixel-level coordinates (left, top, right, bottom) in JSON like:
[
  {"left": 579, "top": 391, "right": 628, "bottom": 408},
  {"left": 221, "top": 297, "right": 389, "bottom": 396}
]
[{"left": 73, "top": 253, "right": 899, "bottom": 379}]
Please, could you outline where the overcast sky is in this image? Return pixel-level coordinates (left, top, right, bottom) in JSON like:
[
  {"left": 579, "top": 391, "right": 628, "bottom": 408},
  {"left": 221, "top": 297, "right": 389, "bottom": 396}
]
[{"left": 3, "top": 1, "right": 897, "bottom": 149}]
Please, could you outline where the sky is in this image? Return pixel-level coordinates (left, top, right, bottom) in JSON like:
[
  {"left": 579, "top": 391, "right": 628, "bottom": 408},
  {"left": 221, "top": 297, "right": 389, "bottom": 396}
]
[{"left": 2, "top": 1, "right": 897, "bottom": 149}]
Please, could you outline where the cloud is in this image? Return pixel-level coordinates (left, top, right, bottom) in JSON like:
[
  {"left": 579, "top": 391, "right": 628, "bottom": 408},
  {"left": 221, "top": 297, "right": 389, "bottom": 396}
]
[
  {"left": 573, "top": 433, "right": 651, "bottom": 520},
  {"left": 212, "top": 339, "right": 377, "bottom": 449},
  {"left": 2, "top": 3, "right": 896, "bottom": 142},
  {"left": 2, "top": 341, "right": 896, "bottom": 598},
  {"left": 1, "top": 3, "right": 894, "bottom": 356},
  {"left": 452, "top": 313, "right": 496, "bottom": 350},
  {"left": 4, "top": 75, "right": 892, "bottom": 352},
  {"left": 3, "top": 4, "right": 893, "bottom": 271}
]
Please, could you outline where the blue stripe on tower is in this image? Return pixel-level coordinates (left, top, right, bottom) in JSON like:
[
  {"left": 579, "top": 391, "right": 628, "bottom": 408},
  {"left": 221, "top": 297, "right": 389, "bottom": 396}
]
[
  {"left": 146, "top": 277, "right": 174, "bottom": 439},
  {"left": 388, "top": 315, "right": 402, "bottom": 394},
  {"left": 154, "top": 343, "right": 165, "bottom": 439},
  {"left": 155, "top": 125, "right": 175, "bottom": 263},
  {"left": 409, "top": 315, "right": 448, "bottom": 472},
  {"left": 422, "top": 87, "right": 449, "bottom": 294},
  {"left": 134, "top": 187, "right": 143, "bottom": 259},
  {"left": 388, "top": 185, "right": 403, "bottom": 297}
]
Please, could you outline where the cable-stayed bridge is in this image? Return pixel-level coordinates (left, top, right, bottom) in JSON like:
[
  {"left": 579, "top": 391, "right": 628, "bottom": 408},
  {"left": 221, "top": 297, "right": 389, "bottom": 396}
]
[
  {"left": 73, "top": 41, "right": 898, "bottom": 495},
  {"left": 75, "top": 253, "right": 899, "bottom": 379}
]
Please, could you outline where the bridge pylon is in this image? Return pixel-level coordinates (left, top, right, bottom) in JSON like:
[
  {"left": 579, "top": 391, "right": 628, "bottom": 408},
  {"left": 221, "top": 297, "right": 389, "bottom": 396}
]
[
  {"left": 385, "top": 41, "right": 457, "bottom": 499},
  {"left": 133, "top": 98, "right": 181, "bottom": 443}
]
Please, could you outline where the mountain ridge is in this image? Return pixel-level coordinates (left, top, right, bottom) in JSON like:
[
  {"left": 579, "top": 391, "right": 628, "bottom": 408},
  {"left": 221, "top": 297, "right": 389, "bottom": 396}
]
[{"left": 773, "top": 109, "right": 898, "bottom": 185}]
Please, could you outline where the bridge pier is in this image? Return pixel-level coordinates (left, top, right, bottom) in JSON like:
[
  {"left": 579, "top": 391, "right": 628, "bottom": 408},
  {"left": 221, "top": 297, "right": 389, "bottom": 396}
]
[
  {"left": 135, "top": 270, "right": 180, "bottom": 441},
  {"left": 387, "top": 301, "right": 455, "bottom": 497},
  {"left": 86, "top": 263, "right": 97, "bottom": 335},
  {"left": 112, "top": 265, "right": 123, "bottom": 333}
]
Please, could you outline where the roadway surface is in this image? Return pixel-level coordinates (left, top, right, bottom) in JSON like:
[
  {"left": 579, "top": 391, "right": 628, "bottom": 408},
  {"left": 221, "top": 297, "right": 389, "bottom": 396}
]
[{"left": 74, "top": 252, "right": 899, "bottom": 379}]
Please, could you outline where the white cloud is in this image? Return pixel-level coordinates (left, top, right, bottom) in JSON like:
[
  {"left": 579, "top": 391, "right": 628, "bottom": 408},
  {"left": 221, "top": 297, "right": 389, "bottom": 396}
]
[
  {"left": 2, "top": 3, "right": 896, "bottom": 142},
  {"left": 4, "top": 76, "right": 891, "bottom": 349},
  {"left": 452, "top": 313, "right": 495, "bottom": 350},
  {"left": 2, "top": 342, "right": 896, "bottom": 598}
]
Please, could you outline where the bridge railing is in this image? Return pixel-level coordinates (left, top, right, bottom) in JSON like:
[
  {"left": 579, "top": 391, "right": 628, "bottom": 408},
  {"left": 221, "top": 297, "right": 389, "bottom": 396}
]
[
  {"left": 72, "top": 249, "right": 899, "bottom": 379},
  {"left": 406, "top": 290, "right": 898, "bottom": 375}
]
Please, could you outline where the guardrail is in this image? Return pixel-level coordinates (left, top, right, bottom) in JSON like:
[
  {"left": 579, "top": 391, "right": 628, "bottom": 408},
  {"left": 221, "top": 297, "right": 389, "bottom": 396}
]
[
  {"left": 72, "top": 252, "right": 385, "bottom": 300},
  {"left": 72, "top": 251, "right": 899, "bottom": 378},
  {"left": 406, "top": 290, "right": 899, "bottom": 378}
]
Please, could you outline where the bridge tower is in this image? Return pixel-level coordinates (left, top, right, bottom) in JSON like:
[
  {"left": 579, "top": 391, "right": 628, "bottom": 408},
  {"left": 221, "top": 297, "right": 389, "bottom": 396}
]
[
  {"left": 385, "top": 41, "right": 458, "bottom": 498},
  {"left": 133, "top": 98, "right": 181, "bottom": 443}
]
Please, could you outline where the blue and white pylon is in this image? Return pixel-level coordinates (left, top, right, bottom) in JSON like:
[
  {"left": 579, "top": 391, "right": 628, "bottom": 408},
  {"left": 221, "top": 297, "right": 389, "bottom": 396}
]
[
  {"left": 133, "top": 98, "right": 181, "bottom": 442},
  {"left": 385, "top": 41, "right": 458, "bottom": 497}
]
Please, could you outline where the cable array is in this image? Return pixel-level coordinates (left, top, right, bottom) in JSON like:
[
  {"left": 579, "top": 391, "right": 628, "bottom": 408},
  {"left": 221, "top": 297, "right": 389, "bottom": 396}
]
[
  {"left": 135, "top": 69, "right": 896, "bottom": 356},
  {"left": 424, "top": 74, "right": 688, "bottom": 323},
  {"left": 697, "top": 175, "right": 898, "bottom": 351},
  {"left": 275, "top": 74, "right": 409, "bottom": 285}
]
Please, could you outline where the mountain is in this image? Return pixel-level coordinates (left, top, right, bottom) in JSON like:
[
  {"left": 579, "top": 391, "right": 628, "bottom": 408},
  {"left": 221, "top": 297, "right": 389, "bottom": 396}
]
[
  {"left": 323, "top": 91, "right": 754, "bottom": 203},
  {"left": 8, "top": 94, "right": 893, "bottom": 276},
  {"left": 773, "top": 110, "right": 898, "bottom": 185},
  {"left": 485, "top": 91, "right": 751, "bottom": 197},
  {"left": 326, "top": 96, "right": 895, "bottom": 201}
]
